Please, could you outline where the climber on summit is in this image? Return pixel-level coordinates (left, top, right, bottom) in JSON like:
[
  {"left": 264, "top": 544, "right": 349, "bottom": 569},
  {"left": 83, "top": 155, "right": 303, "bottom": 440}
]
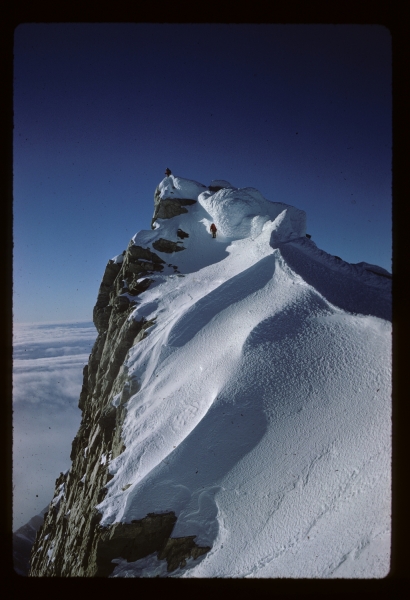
[
  {"left": 210, "top": 223, "right": 217, "bottom": 238},
  {"left": 165, "top": 167, "right": 172, "bottom": 177}
]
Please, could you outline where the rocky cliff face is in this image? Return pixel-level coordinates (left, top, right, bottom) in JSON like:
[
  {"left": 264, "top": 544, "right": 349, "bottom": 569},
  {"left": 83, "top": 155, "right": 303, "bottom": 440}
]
[{"left": 28, "top": 184, "right": 209, "bottom": 577}]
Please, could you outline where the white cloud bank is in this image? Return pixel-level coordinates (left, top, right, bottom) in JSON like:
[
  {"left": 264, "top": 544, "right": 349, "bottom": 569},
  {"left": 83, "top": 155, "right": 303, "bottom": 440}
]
[{"left": 13, "top": 321, "right": 97, "bottom": 530}]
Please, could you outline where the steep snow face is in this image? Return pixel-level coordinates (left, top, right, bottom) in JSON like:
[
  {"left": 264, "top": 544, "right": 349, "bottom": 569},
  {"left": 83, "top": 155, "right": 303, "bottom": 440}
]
[{"left": 98, "top": 176, "right": 390, "bottom": 578}]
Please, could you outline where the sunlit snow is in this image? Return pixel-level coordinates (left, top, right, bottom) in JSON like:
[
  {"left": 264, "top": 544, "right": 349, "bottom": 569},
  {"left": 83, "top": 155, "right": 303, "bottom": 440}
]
[{"left": 96, "top": 176, "right": 390, "bottom": 578}]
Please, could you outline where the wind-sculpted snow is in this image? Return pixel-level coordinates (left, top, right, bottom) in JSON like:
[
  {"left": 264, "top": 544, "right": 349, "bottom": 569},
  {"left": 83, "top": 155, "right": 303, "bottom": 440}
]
[
  {"left": 198, "top": 186, "right": 306, "bottom": 240},
  {"left": 158, "top": 175, "right": 207, "bottom": 200},
  {"left": 166, "top": 255, "right": 278, "bottom": 348},
  {"left": 30, "top": 175, "right": 391, "bottom": 578},
  {"left": 94, "top": 178, "right": 390, "bottom": 577},
  {"left": 277, "top": 238, "right": 392, "bottom": 321}
]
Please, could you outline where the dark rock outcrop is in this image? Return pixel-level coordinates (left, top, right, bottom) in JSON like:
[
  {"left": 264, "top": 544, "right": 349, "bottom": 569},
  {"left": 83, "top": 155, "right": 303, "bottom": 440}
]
[
  {"left": 93, "top": 243, "right": 164, "bottom": 336},
  {"left": 92, "top": 513, "right": 177, "bottom": 576},
  {"left": 158, "top": 535, "right": 211, "bottom": 572},
  {"left": 151, "top": 185, "right": 196, "bottom": 227},
  {"left": 152, "top": 238, "right": 186, "bottom": 253}
]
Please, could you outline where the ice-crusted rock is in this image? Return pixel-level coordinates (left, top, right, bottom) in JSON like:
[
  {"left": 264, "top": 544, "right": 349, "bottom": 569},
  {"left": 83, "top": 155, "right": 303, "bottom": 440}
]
[
  {"left": 28, "top": 241, "right": 167, "bottom": 575},
  {"left": 151, "top": 195, "right": 196, "bottom": 227},
  {"left": 151, "top": 174, "right": 205, "bottom": 227}
]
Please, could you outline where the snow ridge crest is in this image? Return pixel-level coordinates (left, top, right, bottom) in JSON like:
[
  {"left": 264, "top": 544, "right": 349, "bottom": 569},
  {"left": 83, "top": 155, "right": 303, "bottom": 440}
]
[{"left": 156, "top": 174, "right": 306, "bottom": 242}]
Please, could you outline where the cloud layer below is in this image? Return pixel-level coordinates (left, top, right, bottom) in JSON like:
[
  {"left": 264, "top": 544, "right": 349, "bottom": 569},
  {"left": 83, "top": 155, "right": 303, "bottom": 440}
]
[{"left": 13, "top": 321, "right": 97, "bottom": 530}]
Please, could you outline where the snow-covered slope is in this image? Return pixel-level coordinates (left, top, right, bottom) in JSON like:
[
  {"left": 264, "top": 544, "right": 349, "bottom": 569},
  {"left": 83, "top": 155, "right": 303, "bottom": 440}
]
[
  {"left": 105, "top": 176, "right": 391, "bottom": 577},
  {"left": 29, "top": 175, "right": 391, "bottom": 578}
]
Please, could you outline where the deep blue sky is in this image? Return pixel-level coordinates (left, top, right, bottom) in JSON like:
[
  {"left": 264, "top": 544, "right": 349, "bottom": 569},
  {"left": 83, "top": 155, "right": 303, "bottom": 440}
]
[{"left": 13, "top": 23, "right": 392, "bottom": 323}]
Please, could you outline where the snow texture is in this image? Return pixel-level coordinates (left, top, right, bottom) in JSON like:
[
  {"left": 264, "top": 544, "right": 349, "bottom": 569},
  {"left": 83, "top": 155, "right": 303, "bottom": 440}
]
[
  {"left": 100, "top": 175, "right": 390, "bottom": 578},
  {"left": 158, "top": 175, "right": 207, "bottom": 200}
]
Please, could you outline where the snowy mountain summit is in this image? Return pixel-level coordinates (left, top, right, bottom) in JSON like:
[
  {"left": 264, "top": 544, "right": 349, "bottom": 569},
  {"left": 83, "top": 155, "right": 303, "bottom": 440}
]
[{"left": 29, "top": 175, "right": 391, "bottom": 578}]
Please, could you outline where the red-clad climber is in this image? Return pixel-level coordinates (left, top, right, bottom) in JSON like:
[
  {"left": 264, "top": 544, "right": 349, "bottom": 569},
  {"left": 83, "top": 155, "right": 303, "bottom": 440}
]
[{"left": 210, "top": 223, "right": 217, "bottom": 238}]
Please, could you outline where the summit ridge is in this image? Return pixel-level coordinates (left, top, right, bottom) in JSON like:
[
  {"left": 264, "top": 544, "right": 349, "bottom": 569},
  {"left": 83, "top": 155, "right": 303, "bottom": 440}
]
[{"left": 28, "top": 174, "right": 391, "bottom": 578}]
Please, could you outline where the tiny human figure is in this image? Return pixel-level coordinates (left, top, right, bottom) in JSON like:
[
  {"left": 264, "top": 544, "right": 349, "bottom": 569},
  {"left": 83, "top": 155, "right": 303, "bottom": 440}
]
[
  {"left": 210, "top": 223, "right": 217, "bottom": 238},
  {"left": 165, "top": 168, "right": 172, "bottom": 177}
]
